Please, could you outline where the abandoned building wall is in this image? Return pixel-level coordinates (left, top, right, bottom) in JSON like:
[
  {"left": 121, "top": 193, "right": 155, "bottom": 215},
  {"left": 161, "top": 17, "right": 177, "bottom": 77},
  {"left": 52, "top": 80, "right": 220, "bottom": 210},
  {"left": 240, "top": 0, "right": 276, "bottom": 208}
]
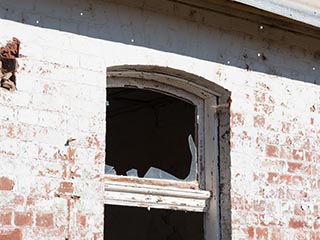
[{"left": 0, "top": 0, "right": 319, "bottom": 239}]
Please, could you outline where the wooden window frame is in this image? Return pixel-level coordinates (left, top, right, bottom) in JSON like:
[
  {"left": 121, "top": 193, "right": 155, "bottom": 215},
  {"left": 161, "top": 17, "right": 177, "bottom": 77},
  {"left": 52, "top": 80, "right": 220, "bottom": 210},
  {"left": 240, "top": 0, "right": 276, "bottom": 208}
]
[{"left": 104, "top": 65, "right": 229, "bottom": 239}]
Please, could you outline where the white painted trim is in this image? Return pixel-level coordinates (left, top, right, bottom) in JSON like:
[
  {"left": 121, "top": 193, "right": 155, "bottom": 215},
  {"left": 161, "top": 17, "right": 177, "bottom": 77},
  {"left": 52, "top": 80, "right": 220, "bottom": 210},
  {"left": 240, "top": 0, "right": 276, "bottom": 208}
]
[
  {"left": 232, "top": 0, "right": 320, "bottom": 28},
  {"left": 104, "top": 182, "right": 211, "bottom": 212}
]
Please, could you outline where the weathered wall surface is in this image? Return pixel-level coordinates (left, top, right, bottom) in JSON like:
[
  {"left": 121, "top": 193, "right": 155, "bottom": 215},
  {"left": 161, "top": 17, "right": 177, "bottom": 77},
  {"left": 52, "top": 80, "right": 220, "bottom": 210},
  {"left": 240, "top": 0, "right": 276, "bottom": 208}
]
[{"left": 0, "top": 0, "right": 319, "bottom": 239}]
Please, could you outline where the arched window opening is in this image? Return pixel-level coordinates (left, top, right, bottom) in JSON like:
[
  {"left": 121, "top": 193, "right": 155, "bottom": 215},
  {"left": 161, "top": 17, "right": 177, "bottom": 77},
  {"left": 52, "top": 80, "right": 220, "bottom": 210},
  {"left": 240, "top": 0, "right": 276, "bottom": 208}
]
[{"left": 104, "top": 65, "right": 230, "bottom": 240}]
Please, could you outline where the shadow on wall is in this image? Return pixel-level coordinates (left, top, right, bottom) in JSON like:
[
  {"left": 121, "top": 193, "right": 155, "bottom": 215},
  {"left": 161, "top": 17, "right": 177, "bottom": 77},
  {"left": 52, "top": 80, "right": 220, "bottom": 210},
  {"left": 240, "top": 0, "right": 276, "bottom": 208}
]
[{"left": 0, "top": 0, "right": 319, "bottom": 84}]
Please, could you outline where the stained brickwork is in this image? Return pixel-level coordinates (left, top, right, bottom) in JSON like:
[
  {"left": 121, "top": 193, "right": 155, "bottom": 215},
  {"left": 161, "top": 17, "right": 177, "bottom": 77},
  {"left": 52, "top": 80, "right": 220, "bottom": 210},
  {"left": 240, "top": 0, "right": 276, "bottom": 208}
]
[{"left": 0, "top": 0, "right": 319, "bottom": 239}]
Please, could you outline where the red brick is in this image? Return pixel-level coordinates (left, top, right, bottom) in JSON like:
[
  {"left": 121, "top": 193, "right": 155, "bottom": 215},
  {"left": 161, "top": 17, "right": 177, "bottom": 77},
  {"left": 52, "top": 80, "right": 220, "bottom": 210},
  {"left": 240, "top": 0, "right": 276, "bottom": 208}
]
[
  {"left": 292, "top": 149, "right": 304, "bottom": 161},
  {"left": 256, "top": 227, "right": 268, "bottom": 239},
  {"left": 289, "top": 218, "right": 307, "bottom": 229},
  {"left": 0, "top": 210, "right": 12, "bottom": 225},
  {"left": 14, "top": 211, "right": 33, "bottom": 226},
  {"left": 231, "top": 112, "right": 244, "bottom": 127},
  {"left": 0, "top": 177, "right": 14, "bottom": 191},
  {"left": 281, "top": 122, "right": 290, "bottom": 133},
  {"left": 77, "top": 213, "right": 86, "bottom": 228},
  {"left": 254, "top": 115, "right": 265, "bottom": 127},
  {"left": 266, "top": 145, "right": 278, "bottom": 158},
  {"left": 247, "top": 226, "right": 254, "bottom": 238},
  {"left": 304, "top": 151, "right": 312, "bottom": 162},
  {"left": 58, "top": 181, "right": 74, "bottom": 193},
  {"left": 254, "top": 91, "right": 266, "bottom": 103},
  {"left": 279, "top": 174, "right": 291, "bottom": 184},
  {"left": 311, "top": 231, "right": 320, "bottom": 240},
  {"left": 267, "top": 172, "right": 279, "bottom": 184},
  {"left": 271, "top": 228, "right": 281, "bottom": 240},
  {"left": 288, "top": 162, "right": 310, "bottom": 175},
  {"left": 36, "top": 213, "right": 54, "bottom": 228},
  {"left": 0, "top": 229, "right": 22, "bottom": 240}
]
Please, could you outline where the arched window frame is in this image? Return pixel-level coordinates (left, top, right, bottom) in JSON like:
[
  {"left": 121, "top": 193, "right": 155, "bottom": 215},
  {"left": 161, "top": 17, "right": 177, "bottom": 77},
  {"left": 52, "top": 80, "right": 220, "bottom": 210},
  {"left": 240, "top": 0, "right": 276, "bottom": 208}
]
[{"left": 104, "top": 65, "right": 230, "bottom": 239}]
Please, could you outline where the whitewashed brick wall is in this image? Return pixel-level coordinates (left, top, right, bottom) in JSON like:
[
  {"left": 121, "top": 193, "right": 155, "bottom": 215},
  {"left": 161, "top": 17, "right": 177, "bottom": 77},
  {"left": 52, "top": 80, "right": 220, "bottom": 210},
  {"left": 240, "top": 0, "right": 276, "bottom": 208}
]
[{"left": 0, "top": 0, "right": 319, "bottom": 239}]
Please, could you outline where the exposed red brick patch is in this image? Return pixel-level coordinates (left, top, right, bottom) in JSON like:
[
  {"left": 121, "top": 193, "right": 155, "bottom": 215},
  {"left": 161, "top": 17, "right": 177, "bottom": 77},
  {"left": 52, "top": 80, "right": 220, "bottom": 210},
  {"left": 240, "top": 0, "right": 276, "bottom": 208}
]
[
  {"left": 288, "top": 162, "right": 310, "bottom": 175},
  {"left": 231, "top": 112, "right": 244, "bottom": 127},
  {"left": 94, "top": 152, "right": 105, "bottom": 164},
  {"left": 279, "top": 174, "right": 291, "bottom": 184},
  {"left": 267, "top": 172, "right": 279, "bottom": 184},
  {"left": 36, "top": 213, "right": 54, "bottom": 228},
  {"left": 256, "top": 227, "right": 268, "bottom": 239},
  {"left": 288, "top": 162, "right": 302, "bottom": 173},
  {"left": 58, "top": 181, "right": 74, "bottom": 193},
  {"left": 289, "top": 218, "right": 307, "bottom": 229},
  {"left": 87, "top": 135, "right": 101, "bottom": 149},
  {"left": 281, "top": 122, "right": 290, "bottom": 133},
  {"left": 265, "top": 145, "right": 278, "bottom": 158},
  {"left": 54, "top": 148, "right": 76, "bottom": 163},
  {"left": 12, "top": 195, "right": 24, "bottom": 205},
  {"left": 292, "top": 149, "right": 304, "bottom": 161},
  {"left": 14, "top": 211, "right": 33, "bottom": 226},
  {"left": 247, "top": 226, "right": 254, "bottom": 238},
  {"left": 254, "top": 115, "right": 265, "bottom": 127},
  {"left": 0, "top": 176, "right": 15, "bottom": 191},
  {"left": 76, "top": 214, "right": 86, "bottom": 228},
  {"left": 271, "top": 228, "right": 281, "bottom": 239},
  {"left": 311, "top": 231, "right": 320, "bottom": 240},
  {"left": 0, "top": 210, "right": 12, "bottom": 225},
  {"left": 254, "top": 91, "right": 266, "bottom": 103},
  {"left": 304, "top": 151, "right": 313, "bottom": 162},
  {"left": 0, "top": 229, "right": 22, "bottom": 240}
]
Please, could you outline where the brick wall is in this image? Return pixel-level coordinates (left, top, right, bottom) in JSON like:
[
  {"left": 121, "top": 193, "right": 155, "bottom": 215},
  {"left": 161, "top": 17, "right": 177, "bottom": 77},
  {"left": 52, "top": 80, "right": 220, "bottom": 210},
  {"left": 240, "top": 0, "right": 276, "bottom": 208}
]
[{"left": 0, "top": 0, "right": 319, "bottom": 239}]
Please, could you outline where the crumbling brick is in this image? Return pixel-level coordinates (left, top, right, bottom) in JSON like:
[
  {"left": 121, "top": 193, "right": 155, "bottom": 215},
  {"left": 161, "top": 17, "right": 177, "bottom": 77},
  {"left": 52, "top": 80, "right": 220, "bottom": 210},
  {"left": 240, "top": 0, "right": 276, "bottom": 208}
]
[{"left": 0, "top": 38, "right": 20, "bottom": 91}]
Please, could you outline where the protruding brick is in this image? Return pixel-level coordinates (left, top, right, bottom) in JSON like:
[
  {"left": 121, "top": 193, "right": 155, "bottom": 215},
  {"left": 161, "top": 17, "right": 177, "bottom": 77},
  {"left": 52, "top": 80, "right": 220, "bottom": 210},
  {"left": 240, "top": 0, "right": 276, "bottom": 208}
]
[
  {"left": 0, "top": 177, "right": 15, "bottom": 191},
  {"left": 14, "top": 212, "right": 33, "bottom": 226}
]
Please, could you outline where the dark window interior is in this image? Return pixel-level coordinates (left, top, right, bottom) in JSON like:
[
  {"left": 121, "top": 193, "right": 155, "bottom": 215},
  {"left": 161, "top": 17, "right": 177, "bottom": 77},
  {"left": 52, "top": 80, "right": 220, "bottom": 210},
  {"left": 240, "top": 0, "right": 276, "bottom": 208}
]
[
  {"left": 104, "top": 205, "right": 204, "bottom": 240},
  {"left": 106, "top": 87, "right": 196, "bottom": 181}
]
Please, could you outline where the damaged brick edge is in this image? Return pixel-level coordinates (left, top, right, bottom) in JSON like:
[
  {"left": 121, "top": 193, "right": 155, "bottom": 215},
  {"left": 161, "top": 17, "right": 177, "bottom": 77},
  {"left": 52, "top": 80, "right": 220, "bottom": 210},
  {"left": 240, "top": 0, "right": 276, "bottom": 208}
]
[{"left": 0, "top": 37, "right": 20, "bottom": 91}]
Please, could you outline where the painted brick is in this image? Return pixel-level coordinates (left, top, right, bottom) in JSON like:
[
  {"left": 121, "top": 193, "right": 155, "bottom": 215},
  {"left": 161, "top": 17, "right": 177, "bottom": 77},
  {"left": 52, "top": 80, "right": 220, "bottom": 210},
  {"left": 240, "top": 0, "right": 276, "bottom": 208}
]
[{"left": 0, "top": 0, "right": 319, "bottom": 239}]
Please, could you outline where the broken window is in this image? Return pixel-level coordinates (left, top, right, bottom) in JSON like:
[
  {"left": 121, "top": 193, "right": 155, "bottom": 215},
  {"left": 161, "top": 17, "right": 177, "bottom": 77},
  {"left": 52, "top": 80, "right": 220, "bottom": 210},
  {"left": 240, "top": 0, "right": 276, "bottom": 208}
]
[
  {"left": 104, "top": 66, "right": 229, "bottom": 239},
  {"left": 105, "top": 205, "right": 204, "bottom": 240},
  {"left": 106, "top": 87, "right": 197, "bottom": 181}
]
